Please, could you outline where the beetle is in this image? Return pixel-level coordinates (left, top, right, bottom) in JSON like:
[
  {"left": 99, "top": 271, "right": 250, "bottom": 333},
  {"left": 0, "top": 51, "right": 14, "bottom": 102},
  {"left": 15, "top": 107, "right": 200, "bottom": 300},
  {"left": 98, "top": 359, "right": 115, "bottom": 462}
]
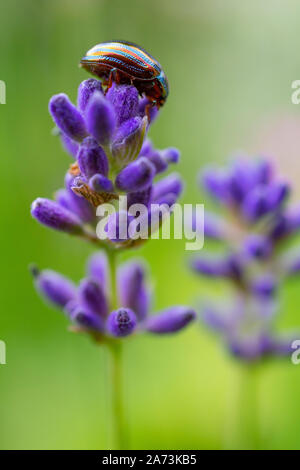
[{"left": 80, "top": 41, "right": 169, "bottom": 108}]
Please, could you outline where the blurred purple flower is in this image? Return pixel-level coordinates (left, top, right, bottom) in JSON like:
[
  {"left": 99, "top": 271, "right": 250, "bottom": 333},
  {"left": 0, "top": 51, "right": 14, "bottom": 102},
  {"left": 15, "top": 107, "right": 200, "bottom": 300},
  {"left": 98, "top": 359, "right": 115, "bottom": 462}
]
[{"left": 192, "top": 157, "right": 300, "bottom": 362}]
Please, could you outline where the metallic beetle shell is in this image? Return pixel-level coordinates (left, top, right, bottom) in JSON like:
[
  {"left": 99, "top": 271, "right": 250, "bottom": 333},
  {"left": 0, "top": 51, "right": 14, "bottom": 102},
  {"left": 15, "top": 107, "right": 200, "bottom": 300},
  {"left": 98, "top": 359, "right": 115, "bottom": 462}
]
[{"left": 80, "top": 41, "right": 169, "bottom": 107}]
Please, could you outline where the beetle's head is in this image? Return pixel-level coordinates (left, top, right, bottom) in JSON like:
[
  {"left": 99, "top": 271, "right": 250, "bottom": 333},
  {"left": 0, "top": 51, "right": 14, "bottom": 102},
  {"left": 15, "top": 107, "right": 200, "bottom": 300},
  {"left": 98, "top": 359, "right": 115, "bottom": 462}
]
[{"left": 156, "top": 70, "right": 169, "bottom": 106}]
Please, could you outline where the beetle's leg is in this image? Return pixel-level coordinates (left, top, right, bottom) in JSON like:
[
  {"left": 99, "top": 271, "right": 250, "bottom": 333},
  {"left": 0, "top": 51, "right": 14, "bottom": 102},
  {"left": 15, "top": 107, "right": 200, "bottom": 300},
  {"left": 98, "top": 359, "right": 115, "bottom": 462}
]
[
  {"left": 107, "top": 68, "right": 121, "bottom": 89},
  {"left": 145, "top": 100, "right": 156, "bottom": 121}
]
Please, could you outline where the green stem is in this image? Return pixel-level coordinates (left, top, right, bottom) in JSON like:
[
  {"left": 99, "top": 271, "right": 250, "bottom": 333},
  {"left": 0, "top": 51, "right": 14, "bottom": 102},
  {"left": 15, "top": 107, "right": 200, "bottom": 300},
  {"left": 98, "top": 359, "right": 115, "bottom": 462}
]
[
  {"left": 106, "top": 248, "right": 127, "bottom": 450},
  {"left": 224, "top": 363, "right": 261, "bottom": 450},
  {"left": 107, "top": 248, "right": 117, "bottom": 310},
  {"left": 107, "top": 341, "right": 127, "bottom": 450}
]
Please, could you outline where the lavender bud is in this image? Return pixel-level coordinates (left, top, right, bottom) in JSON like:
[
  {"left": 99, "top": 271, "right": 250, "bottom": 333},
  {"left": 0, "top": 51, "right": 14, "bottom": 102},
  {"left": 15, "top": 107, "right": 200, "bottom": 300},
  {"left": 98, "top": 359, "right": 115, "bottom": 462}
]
[
  {"left": 151, "top": 173, "right": 183, "bottom": 203},
  {"left": 77, "top": 137, "right": 109, "bottom": 179},
  {"left": 115, "top": 157, "right": 155, "bottom": 192},
  {"left": 77, "top": 78, "right": 103, "bottom": 112},
  {"left": 31, "top": 198, "right": 83, "bottom": 234},
  {"left": 89, "top": 174, "right": 114, "bottom": 193},
  {"left": 112, "top": 116, "right": 147, "bottom": 168},
  {"left": 85, "top": 92, "right": 116, "bottom": 146},
  {"left": 60, "top": 133, "right": 79, "bottom": 159},
  {"left": 160, "top": 147, "right": 180, "bottom": 164},
  {"left": 202, "top": 168, "right": 230, "bottom": 203},
  {"left": 78, "top": 278, "right": 108, "bottom": 318},
  {"left": 243, "top": 234, "right": 272, "bottom": 259},
  {"left": 191, "top": 254, "right": 242, "bottom": 279},
  {"left": 107, "top": 83, "right": 139, "bottom": 125},
  {"left": 71, "top": 305, "right": 104, "bottom": 331},
  {"left": 202, "top": 304, "right": 228, "bottom": 332},
  {"left": 251, "top": 275, "right": 277, "bottom": 298},
  {"left": 106, "top": 308, "right": 137, "bottom": 337},
  {"left": 63, "top": 174, "right": 95, "bottom": 223},
  {"left": 31, "top": 267, "right": 76, "bottom": 308},
  {"left": 254, "top": 159, "right": 272, "bottom": 185},
  {"left": 49, "top": 94, "right": 87, "bottom": 142},
  {"left": 145, "top": 150, "right": 168, "bottom": 174},
  {"left": 105, "top": 211, "right": 134, "bottom": 243},
  {"left": 146, "top": 306, "right": 196, "bottom": 334},
  {"left": 118, "top": 262, "right": 150, "bottom": 321},
  {"left": 202, "top": 212, "right": 225, "bottom": 240},
  {"left": 127, "top": 187, "right": 152, "bottom": 208},
  {"left": 87, "top": 252, "right": 109, "bottom": 291},
  {"left": 243, "top": 183, "right": 289, "bottom": 222}
]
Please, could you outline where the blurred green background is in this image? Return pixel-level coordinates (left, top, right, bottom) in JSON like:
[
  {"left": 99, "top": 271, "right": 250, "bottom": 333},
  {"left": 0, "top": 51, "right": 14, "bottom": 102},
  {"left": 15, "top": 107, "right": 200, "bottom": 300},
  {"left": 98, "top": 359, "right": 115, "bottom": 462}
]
[{"left": 1, "top": 0, "right": 300, "bottom": 450}]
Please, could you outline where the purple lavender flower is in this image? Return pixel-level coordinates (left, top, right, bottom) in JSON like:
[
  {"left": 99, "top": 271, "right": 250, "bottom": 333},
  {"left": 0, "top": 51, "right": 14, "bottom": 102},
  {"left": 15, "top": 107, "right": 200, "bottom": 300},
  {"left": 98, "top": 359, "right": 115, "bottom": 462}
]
[
  {"left": 32, "top": 79, "right": 183, "bottom": 248},
  {"left": 192, "top": 157, "right": 300, "bottom": 362},
  {"left": 32, "top": 252, "right": 195, "bottom": 340},
  {"left": 31, "top": 55, "right": 192, "bottom": 451}
]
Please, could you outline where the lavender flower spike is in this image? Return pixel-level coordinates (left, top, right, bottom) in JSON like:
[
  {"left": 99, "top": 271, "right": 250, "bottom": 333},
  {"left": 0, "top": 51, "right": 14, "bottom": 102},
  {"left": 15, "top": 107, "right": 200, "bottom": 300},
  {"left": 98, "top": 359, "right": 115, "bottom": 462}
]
[
  {"left": 32, "top": 252, "right": 195, "bottom": 340},
  {"left": 192, "top": 156, "right": 300, "bottom": 362}
]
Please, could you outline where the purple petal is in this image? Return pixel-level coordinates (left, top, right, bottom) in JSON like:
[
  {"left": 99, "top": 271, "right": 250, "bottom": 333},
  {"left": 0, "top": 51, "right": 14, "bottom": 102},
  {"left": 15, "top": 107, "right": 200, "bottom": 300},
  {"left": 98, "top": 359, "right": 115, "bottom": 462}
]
[
  {"left": 251, "top": 275, "right": 277, "bottom": 298},
  {"left": 160, "top": 147, "right": 180, "bottom": 164},
  {"left": 87, "top": 251, "right": 109, "bottom": 292},
  {"left": 77, "top": 137, "right": 109, "bottom": 179},
  {"left": 71, "top": 305, "right": 104, "bottom": 331},
  {"left": 202, "top": 168, "right": 231, "bottom": 204},
  {"left": 89, "top": 174, "right": 114, "bottom": 193},
  {"left": 202, "top": 212, "right": 225, "bottom": 240},
  {"left": 107, "top": 83, "right": 139, "bottom": 125},
  {"left": 112, "top": 116, "right": 147, "bottom": 168},
  {"left": 254, "top": 159, "right": 272, "bottom": 185},
  {"left": 78, "top": 278, "right": 108, "bottom": 318},
  {"left": 60, "top": 133, "right": 79, "bottom": 159},
  {"left": 191, "top": 254, "right": 243, "bottom": 279},
  {"left": 105, "top": 210, "right": 134, "bottom": 243},
  {"left": 146, "top": 306, "right": 196, "bottom": 334},
  {"left": 31, "top": 266, "right": 76, "bottom": 309},
  {"left": 77, "top": 78, "right": 103, "bottom": 113},
  {"left": 64, "top": 173, "right": 95, "bottom": 223},
  {"left": 140, "top": 139, "right": 154, "bottom": 157},
  {"left": 115, "top": 157, "right": 155, "bottom": 192},
  {"left": 270, "top": 206, "right": 300, "bottom": 241},
  {"left": 49, "top": 93, "right": 87, "bottom": 142},
  {"left": 243, "top": 234, "right": 272, "bottom": 259},
  {"left": 118, "top": 262, "right": 150, "bottom": 321},
  {"left": 106, "top": 308, "right": 137, "bottom": 337},
  {"left": 242, "top": 182, "right": 289, "bottom": 222},
  {"left": 144, "top": 150, "right": 168, "bottom": 174},
  {"left": 151, "top": 173, "right": 183, "bottom": 203},
  {"left": 202, "top": 304, "right": 228, "bottom": 332},
  {"left": 31, "top": 198, "right": 83, "bottom": 234},
  {"left": 85, "top": 92, "right": 116, "bottom": 146},
  {"left": 127, "top": 187, "right": 152, "bottom": 208}
]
